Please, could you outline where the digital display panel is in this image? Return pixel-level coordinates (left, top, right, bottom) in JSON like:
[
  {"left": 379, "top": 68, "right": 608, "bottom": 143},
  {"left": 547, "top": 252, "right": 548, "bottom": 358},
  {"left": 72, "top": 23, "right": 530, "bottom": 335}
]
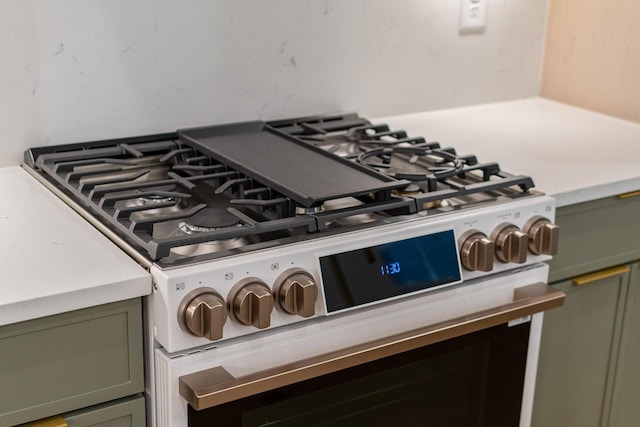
[{"left": 320, "top": 230, "right": 461, "bottom": 313}]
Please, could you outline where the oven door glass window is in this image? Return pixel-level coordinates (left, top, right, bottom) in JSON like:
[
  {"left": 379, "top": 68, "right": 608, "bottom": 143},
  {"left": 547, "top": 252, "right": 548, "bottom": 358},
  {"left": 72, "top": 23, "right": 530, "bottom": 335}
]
[{"left": 188, "top": 321, "right": 530, "bottom": 427}]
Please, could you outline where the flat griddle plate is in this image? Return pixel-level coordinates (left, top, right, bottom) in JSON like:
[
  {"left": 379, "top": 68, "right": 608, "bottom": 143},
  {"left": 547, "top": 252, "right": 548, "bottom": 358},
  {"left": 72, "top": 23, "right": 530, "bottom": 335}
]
[{"left": 178, "top": 121, "right": 410, "bottom": 207}]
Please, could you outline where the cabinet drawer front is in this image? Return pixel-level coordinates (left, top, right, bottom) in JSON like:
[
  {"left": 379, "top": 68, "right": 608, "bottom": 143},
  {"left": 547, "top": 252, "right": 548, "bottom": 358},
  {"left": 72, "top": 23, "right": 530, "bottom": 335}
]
[
  {"left": 64, "top": 395, "right": 146, "bottom": 427},
  {"left": 0, "top": 299, "right": 144, "bottom": 427},
  {"left": 548, "top": 194, "right": 640, "bottom": 282}
]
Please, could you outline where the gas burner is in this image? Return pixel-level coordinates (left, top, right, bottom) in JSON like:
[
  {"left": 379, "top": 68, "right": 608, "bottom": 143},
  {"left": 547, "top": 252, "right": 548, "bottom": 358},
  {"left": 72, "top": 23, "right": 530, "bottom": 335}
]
[
  {"left": 303, "top": 125, "right": 435, "bottom": 158},
  {"left": 357, "top": 146, "right": 466, "bottom": 183},
  {"left": 392, "top": 184, "right": 422, "bottom": 197},
  {"left": 345, "top": 124, "right": 394, "bottom": 142},
  {"left": 165, "top": 208, "right": 245, "bottom": 257},
  {"left": 117, "top": 191, "right": 187, "bottom": 222},
  {"left": 138, "top": 194, "right": 176, "bottom": 204},
  {"left": 171, "top": 207, "right": 247, "bottom": 257},
  {"left": 178, "top": 207, "right": 241, "bottom": 234},
  {"left": 392, "top": 184, "right": 444, "bottom": 209},
  {"left": 295, "top": 205, "right": 324, "bottom": 215}
]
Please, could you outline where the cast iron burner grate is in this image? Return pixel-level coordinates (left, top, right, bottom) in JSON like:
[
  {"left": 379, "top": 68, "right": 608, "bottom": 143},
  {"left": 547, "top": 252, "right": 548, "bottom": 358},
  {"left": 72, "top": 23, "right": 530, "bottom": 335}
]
[
  {"left": 26, "top": 137, "right": 325, "bottom": 260},
  {"left": 268, "top": 114, "right": 534, "bottom": 209},
  {"left": 25, "top": 113, "right": 534, "bottom": 263}
]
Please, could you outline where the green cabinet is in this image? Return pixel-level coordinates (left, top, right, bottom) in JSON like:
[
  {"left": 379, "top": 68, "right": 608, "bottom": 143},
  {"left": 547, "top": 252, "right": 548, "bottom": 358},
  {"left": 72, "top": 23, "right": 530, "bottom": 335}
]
[
  {"left": 15, "top": 396, "right": 145, "bottom": 427},
  {"left": 532, "top": 266, "right": 631, "bottom": 426},
  {"left": 64, "top": 395, "right": 146, "bottom": 427},
  {"left": 609, "top": 262, "right": 640, "bottom": 426},
  {"left": 546, "top": 194, "right": 640, "bottom": 283},
  {"left": 0, "top": 299, "right": 145, "bottom": 427},
  {"left": 532, "top": 193, "right": 640, "bottom": 427}
]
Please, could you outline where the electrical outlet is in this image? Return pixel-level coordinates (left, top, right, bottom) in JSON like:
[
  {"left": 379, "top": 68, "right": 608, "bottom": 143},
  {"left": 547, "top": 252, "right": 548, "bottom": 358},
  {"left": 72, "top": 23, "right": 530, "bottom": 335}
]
[{"left": 459, "top": 0, "right": 487, "bottom": 32}]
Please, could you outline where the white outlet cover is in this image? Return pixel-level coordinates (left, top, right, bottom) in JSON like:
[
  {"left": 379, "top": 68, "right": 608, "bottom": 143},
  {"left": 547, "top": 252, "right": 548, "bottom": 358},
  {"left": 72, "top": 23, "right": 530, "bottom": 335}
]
[{"left": 459, "top": 0, "right": 487, "bottom": 32}]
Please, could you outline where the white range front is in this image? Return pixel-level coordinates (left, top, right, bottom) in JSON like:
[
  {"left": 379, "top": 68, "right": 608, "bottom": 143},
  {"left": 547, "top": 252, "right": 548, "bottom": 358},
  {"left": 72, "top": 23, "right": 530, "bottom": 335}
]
[
  {"left": 150, "top": 195, "right": 555, "bottom": 353},
  {"left": 147, "top": 194, "right": 559, "bottom": 427}
]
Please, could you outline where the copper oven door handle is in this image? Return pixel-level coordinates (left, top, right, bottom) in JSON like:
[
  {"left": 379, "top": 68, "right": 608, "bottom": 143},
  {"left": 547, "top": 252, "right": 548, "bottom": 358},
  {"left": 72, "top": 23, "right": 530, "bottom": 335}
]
[{"left": 179, "top": 282, "right": 565, "bottom": 411}]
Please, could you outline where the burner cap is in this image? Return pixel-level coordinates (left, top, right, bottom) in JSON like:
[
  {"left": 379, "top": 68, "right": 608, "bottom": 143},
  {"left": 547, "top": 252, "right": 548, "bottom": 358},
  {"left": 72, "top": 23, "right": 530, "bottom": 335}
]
[
  {"left": 137, "top": 194, "right": 175, "bottom": 204},
  {"left": 392, "top": 183, "right": 422, "bottom": 197},
  {"left": 295, "top": 205, "right": 324, "bottom": 215},
  {"left": 179, "top": 207, "right": 240, "bottom": 234}
]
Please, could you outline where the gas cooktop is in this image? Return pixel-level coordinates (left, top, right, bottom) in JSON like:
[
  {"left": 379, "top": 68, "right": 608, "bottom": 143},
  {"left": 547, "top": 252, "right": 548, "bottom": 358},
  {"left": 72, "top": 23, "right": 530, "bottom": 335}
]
[{"left": 24, "top": 113, "right": 536, "bottom": 266}]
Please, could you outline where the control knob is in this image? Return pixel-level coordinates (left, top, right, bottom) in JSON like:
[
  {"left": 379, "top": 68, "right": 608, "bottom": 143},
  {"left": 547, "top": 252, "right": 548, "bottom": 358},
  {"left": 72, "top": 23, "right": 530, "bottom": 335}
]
[
  {"left": 491, "top": 223, "right": 528, "bottom": 263},
  {"left": 178, "top": 287, "right": 227, "bottom": 341},
  {"left": 524, "top": 216, "right": 560, "bottom": 255},
  {"left": 458, "top": 230, "right": 495, "bottom": 272},
  {"left": 228, "top": 278, "right": 274, "bottom": 329},
  {"left": 273, "top": 268, "right": 318, "bottom": 317}
]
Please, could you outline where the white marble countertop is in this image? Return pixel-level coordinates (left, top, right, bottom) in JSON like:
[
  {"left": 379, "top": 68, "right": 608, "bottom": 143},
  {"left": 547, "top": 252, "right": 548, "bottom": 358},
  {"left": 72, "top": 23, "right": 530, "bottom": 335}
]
[
  {"left": 379, "top": 98, "right": 640, "bottom": 207},
  {"left": 0, "top": 166, "right": 151, "bottom": 326}
]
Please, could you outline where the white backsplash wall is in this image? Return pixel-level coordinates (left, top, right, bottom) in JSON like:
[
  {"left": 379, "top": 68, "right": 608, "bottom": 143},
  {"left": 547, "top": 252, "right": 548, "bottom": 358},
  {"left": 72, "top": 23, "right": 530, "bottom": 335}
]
[{"left": 1, "top": 0, "right": 549, "bottom": 167}]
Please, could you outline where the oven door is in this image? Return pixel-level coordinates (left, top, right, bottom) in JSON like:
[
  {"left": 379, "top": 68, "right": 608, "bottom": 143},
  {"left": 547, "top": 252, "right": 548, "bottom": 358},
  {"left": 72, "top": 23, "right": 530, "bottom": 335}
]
[
  {"left": 188, "top": 320, "right": 534, "bottom": 427},
  {"left": 154, "top": 264, "right": 564, "bottom": 427}
]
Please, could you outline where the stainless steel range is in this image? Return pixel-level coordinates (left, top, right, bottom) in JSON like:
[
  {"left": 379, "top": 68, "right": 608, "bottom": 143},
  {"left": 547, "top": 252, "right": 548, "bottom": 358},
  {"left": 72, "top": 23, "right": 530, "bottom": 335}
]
[{"left": 24, "top": 113, "right": 564, "bottom": 427}]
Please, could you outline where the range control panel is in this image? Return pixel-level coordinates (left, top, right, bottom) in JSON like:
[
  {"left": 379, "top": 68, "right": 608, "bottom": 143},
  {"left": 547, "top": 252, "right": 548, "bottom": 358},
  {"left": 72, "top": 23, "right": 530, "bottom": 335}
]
[{"left": 151, "top": 195, "right": 558, "bottom": 353}]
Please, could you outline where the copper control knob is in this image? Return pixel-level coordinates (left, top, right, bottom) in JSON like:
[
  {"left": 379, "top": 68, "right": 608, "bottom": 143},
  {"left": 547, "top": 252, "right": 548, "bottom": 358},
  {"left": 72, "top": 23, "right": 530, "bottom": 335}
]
[
  {"left": 273, "top": 268, "right": 318, "bottom": 317},
  {"left": 458, "top": 230, "right": 495, "bottom": 272},
  {"left": 524, "top": 216, "right": 560, "bottom": 255},
  {"left": 228, "top": 278, "right": 274, "bottom": 329},
  {"left": 178, "top": 288, "right": 227, "bottom": 341},
  {"left": 491, "top": 223, "right": 529, "bottom": 264}
]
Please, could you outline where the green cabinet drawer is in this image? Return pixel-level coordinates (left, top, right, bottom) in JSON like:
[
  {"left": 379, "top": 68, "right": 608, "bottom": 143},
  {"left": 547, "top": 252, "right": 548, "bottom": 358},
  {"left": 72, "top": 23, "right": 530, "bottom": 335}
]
[
  {"left": 548, "top": 193, "right": 640, "bottom": 282},
  {"left": 64, "top": 395, "right": 146, "bottom": 427},
  {"left": 0, "top": 299, "right": 144, "bottom": 427},
  {"left": 17, "top": 396, "right": 145, "bottom": 427}
]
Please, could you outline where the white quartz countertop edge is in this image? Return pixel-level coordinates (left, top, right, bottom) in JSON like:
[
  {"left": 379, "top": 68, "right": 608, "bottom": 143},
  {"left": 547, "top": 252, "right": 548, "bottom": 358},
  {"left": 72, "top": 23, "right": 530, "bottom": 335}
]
[
  {"left": 0, "top": 166, "right": 151, "bottom": 327},
  {"left": 0, "top": 276, "right": 150, "bottom": 327}
]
